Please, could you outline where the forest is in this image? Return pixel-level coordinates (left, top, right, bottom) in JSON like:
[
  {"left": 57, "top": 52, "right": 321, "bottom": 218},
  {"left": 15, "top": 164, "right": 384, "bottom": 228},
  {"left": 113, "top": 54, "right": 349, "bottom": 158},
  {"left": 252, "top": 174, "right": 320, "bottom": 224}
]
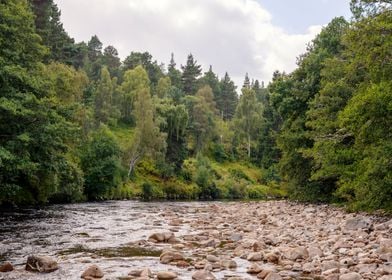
[{"left": 0, "top": 0, "right": 391, "bottom": 212}]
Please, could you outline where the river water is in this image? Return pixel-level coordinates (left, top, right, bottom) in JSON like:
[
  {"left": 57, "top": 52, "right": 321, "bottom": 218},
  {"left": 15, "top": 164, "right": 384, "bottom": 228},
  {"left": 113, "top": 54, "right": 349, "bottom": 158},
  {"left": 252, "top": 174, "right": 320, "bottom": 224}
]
[{"left": 0, "top": 201, "right": 250, "bottom": 280}]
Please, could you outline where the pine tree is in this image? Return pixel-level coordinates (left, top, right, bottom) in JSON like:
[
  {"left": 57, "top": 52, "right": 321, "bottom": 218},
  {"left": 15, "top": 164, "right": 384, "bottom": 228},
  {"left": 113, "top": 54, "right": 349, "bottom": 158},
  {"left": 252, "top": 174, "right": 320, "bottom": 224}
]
[
  {"left": 168, "top": 53, "right": 182, "bottom": 89},
  {"left": 218, "top": 72, "right": 238, "bottom": 120},
  {"left": 181, "top": 53, "right": 202, "bottom": 94}
]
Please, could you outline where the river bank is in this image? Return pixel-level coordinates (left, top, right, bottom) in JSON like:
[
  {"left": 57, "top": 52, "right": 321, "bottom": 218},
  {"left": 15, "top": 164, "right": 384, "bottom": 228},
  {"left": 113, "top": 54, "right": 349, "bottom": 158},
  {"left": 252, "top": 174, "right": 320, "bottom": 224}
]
[{"left": 0, "top": 200, "right": 391, "bottom": 279}]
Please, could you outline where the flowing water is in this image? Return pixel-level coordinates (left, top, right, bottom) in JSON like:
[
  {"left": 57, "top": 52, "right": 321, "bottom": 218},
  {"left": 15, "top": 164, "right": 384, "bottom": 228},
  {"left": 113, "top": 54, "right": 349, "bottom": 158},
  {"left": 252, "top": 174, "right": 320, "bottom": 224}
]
[{"left": 0, "top": 201, "right": 250, "bottom": 280}]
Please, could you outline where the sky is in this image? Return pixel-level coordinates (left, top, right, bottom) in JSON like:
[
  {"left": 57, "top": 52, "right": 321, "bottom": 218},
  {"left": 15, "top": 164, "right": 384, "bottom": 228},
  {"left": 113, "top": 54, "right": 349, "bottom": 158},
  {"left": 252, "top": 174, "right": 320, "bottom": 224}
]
[{"left": 55, "top": 0, "right": 351, "bottom": 87}]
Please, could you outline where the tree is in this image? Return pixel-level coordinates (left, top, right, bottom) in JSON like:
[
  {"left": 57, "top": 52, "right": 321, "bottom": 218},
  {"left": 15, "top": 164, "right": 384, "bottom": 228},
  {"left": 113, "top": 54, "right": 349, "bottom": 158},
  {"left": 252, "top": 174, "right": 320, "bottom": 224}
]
[
  {"left": 269, "top": 17, "right": 349, "bottom": 201},
  {"left": 199, "top": 66, "right": 221, "bottom": 109},
  {"left": 192, "top": 86, "right": 217, "bottom": 152},
  {"left": 123, "top": 51, "right": 163, "bottom": 86},
  {"left": 233, "top": 88, "right": 264, "bottom": 158},
  {"left": 118, "top": 65, "right": 150, "bottom": 124},
  {"left": 168, "top": 53, "right": 182, "bottom": 89},
  {"left": 128, "top": 86, "right": 166, "bottom": 176},
  {"left": 102, "top": 45, "right": 121, "bottom": 79},
  {"left": 0, "top": 0, "right": 83, "bottom": 205},
  {"left": 242, "top": 73, "right": 251, "bottom": 89},
  {"left": 94, "top": 66, "right": 114, "bottom": 125},
  {"left": 217, "top": 72, "right": 238, "bottom": 120},
  {"left": 29, "top": 0, "right": 76, "bottom": 64},
  {"left": 81, "top": 126, "right": 123, "bottom": 200},
  {"left": 181, "top": 53, "right": 202, "bottom": 94},
  {"left": 156, "top": 100, "right": 189, "bottom": 172},
  {"left": 156, "top": 77, "right": 172, "bottom": 98}
]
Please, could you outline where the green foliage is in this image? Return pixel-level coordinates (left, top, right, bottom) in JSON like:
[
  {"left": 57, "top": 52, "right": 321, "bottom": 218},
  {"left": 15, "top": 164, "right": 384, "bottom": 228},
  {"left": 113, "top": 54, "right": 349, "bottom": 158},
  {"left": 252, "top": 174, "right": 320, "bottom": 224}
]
[
  {"left": 181, "top": 54, "right": 202, "bottom": 94},
  {"left": 216, "top": 73, "right": 238, "bottom": 120},
  {"left": 1, "top": 0, "right": 390, "bottom": 213},
  {"left": 81, "top": 126, "right": 123, "bottom": 200},
  {"left": 118, "top": 65, "right": 150, "bottom": 124},
  {"left": 233, "top": 88, "right": 264, "bottom": 159},
  {"left": 0, "top": 0, "right": 82, "bottom": 206}
]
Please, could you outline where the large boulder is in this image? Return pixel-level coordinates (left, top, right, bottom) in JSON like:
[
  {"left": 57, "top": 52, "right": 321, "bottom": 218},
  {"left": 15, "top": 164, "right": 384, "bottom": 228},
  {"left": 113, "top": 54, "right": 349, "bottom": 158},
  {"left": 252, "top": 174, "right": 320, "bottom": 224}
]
[
  {"left": 81, "top": 264, "right": 104, "bottom": 279},
  {"left": 25, "top": 255, "right": 58, "bottom": 273}
]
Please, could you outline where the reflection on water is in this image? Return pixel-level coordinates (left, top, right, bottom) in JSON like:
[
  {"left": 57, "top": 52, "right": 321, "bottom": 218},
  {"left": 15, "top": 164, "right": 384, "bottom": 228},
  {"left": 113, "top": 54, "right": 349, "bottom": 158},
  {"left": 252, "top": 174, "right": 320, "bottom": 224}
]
[{"left": 0, "top": 201, "right": 251, "bottom": 279}]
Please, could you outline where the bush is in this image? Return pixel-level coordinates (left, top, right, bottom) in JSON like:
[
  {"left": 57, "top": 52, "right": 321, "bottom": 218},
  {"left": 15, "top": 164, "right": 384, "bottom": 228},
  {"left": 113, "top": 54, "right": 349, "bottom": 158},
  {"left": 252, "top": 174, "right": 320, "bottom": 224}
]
[{"left": 229, "top": 168, "right": 252, "bottom": 182}]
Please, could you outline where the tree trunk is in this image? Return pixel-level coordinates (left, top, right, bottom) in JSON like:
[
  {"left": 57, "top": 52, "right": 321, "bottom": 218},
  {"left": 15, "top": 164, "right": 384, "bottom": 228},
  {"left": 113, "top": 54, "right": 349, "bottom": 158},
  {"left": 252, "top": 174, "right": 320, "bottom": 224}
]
[{"left": 128, "top": 154, "right": 140, "bottom": 177}]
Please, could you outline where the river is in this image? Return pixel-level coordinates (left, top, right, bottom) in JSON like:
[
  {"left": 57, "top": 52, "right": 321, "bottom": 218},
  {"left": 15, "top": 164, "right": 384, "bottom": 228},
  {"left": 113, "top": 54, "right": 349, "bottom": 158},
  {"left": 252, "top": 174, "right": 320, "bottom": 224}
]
[{"left": 0, "top": 200, "right": 390, "bottom": 280}]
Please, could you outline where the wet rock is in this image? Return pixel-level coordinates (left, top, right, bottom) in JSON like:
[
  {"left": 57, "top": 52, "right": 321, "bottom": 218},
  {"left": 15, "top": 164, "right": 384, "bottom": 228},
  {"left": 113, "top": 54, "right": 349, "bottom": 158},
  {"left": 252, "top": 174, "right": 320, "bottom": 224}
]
[
  {"left": 148, "top": 232, "right": 177, "bottom": 243},
  {"left": 157, "top": 271, "right": 177, "bottom": 279},
  {"left": 160, "top": 250, "right": 184, "bottom": 264},
  {"left": 265, "top": 252, "right": 279, "bottom": 264},
  {"left": 140, "top": 268, "right": 152, "bottom": 278},
  {"left": 344, "top": 217, "right": 372, "bottom": 231},
  {"left": 247, "top": 252, "right": 263, "bottom": 261},
  {"left": 192, "top": 269, "right": 216, "bottom": 279},
  {"left": 81, "top": 264, "right": 104, "bottom": 279},
  {"left": 264, "top": 272, "right": 283, "bottom": 280},
  {"left": 0, "top": 262, "right": 13, "bottom": 272},
  {"left": 221, "top": 259, "right": 237, "bottom": 269},
  {"left": 247, "top": 263, "right": 262, "bottom": 274},
  {"left": 339, "top": 272, "right": 362, "bottom": 280},
  {"left": 206, "top": 254, "right": 219, "bottom": 263},
  {"left": 25, "top": 255, "right": 58, "bottom": 273},
  {"left": 257, "top": 269, "right": 275, "bottom": 279}
]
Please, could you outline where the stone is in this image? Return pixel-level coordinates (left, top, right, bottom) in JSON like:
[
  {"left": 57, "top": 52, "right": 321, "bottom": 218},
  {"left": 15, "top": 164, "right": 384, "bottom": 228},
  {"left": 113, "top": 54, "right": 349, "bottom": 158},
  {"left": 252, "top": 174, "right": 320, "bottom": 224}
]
[
  {"left": 206, "top": 254, "right": 219, "bottom": 263},
  {"left": 192, "top": 270, "right": 216, "bottom": 280},
  {"left": 321, "top": 260, "right": 340, "bottom": 272},
  {"left": 378, "top": 276, "right": 392, "bottom": 280},
  {"left": 247, "top": 252, "right": 263, "bottom": 261},
  {"left": 0, "top": 262, "right": 13, "bottom": 272},
  {"left": 157, "top": 271, "right": 177, "bottom": 279},
  {"left": 160, "top": 251, "right": 184, "bottom": 264},
  {"left": 264, "top": 272, "right": 283, "bottom": 280},
  {"left": 221, "top": 259, "right": 237, "bottom": 269},
  {"left": 379, "top": 239, "right": 392, "bottom": 253},
  {"left": 230, "top": 233, "right": 243, "bottom": 242},
  {"left": 265, "top": 252, "right": 279, "bottom": 264},
  {"left": 344, "top": 217, "right": 372, "bottom": 231},
  {"left": 285, "top": 246, "right": 308, "bottom": 260},
  {"left": 339, "top": 272, "right": 362, "bottom": 280},
  {"left": 25, "top": 255, "right": 58, "bottom": 273},
  {"left": 257, "top": 269, "right": 274, "bottom": 279},
  {"left": 140, "top": 268, "right": 152, "bottom": 277},
  {"left": 81, "top": 265, "right": 104, "bottom": 279},
  {"left": 247, "top": 263, "right": 262, "bottom": 274},
  {"left": 148, "top": 232, "right": 176, "bottom": 243}
]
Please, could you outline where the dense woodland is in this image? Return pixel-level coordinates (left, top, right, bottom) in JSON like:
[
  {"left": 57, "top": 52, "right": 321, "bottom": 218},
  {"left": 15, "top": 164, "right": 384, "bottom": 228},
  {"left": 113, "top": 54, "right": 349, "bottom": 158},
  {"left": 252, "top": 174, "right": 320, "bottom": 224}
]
[{"left": 0, "top": 0, "right": 391, "bottom": 212}]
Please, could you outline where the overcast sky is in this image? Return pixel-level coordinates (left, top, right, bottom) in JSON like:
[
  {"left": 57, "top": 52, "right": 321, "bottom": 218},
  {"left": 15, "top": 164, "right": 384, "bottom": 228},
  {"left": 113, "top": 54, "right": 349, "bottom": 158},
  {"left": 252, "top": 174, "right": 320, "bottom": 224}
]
[{"left": 55, "top": 0, "right": 351, "bottom": 87}]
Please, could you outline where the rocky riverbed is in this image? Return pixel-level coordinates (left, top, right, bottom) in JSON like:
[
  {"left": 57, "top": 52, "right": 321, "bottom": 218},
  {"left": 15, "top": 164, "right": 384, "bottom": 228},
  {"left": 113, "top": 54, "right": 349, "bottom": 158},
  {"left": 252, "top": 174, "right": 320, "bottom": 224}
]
[{"left": 0, "top": 201, "right": 391, "bottom": 279}]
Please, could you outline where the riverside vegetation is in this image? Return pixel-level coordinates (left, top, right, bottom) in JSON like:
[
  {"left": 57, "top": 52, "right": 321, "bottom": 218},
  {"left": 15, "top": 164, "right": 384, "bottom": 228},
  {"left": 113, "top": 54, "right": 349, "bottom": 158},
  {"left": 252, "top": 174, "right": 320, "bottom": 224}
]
[{"left": 0, "top": 0, "right": 391, "bottom": 213}]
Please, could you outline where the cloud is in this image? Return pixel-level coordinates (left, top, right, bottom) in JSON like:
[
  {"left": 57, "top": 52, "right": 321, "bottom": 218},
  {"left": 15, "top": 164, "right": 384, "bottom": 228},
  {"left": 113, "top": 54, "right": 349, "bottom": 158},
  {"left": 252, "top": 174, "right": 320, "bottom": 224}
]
[{"left": 56, "top": 0, "right": 322, "bottom": 87}]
